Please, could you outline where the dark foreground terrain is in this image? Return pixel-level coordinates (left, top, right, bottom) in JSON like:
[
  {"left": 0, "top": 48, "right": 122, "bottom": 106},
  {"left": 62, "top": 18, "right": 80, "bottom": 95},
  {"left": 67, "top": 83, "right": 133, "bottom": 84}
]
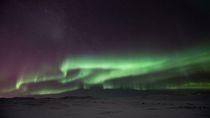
[{"left": 0, "top": 90, "right": 210, "bottom": 118}]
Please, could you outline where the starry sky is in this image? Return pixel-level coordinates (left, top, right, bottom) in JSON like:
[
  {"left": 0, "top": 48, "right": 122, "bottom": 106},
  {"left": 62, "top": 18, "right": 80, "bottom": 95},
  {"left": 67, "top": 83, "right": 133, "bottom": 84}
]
[{"left": 0, "top": 0, "right": 210, "bottom": 97}]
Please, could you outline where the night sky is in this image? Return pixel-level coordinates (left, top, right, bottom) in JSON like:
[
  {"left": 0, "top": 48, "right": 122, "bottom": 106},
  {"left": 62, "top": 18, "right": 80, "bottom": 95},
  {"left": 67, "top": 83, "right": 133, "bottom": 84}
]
[{"left": 0, "top": 0, "right": 210, "bottom": 97}]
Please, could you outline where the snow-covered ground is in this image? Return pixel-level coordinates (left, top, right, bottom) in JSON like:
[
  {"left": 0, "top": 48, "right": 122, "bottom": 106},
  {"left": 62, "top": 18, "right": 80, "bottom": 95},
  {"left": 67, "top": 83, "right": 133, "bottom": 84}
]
[{"left": 0, "top": 92, "right": 209, "bottom": 118}]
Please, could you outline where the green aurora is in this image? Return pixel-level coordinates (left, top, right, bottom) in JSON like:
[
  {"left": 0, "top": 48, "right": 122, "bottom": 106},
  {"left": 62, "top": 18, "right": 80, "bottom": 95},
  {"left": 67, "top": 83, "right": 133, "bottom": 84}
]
[{"left": 2, "top": 47, "right": 210, "bottom": 96}]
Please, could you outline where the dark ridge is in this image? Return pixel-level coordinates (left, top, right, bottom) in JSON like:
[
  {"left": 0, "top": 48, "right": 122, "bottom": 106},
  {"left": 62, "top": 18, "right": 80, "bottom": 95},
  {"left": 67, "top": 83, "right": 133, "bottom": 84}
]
[
  {"left": 60, "top": 96, "right": 93, "bottom": 99},
  {"left": 0, "top": 87, "right": 209, "bottom": 101}
]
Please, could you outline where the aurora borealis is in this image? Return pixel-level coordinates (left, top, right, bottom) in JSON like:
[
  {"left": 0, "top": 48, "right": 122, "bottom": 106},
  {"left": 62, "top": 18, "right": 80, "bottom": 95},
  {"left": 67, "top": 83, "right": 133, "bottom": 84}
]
[
  {"left": 0, "top": 0, "right": 210, "bottom": 97},
  {"left": 0, "top": 46, "right": 208, "bottom": 96}
]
